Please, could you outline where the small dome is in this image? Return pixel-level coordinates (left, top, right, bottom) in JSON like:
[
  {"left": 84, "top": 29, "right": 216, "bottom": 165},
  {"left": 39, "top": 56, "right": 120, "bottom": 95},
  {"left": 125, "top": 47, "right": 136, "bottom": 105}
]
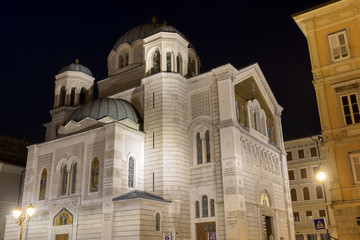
[
  {"left": 59, "top": 59, "right": 93, "bottom": 77},
  {"left": 112, "top": 23, "right": 195, "bottom": 50},
  {"left": 65, "top": 98, "right": 141, "bottom": 124}
]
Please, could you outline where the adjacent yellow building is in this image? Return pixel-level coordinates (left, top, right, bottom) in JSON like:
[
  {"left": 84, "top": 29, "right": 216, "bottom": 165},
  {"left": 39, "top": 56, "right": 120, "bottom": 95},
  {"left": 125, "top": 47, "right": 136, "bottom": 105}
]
[{"left": 293, "top": 0, "right": 360, "bottom": 239}]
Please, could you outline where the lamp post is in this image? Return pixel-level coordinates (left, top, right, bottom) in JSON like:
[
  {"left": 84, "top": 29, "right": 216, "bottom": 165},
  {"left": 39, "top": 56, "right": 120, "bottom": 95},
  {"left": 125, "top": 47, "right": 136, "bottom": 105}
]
[
  {"left": 12, "top": 204, "right": 35, "bottom": 240},
  {"left": 316, "top": 167, "right": 330, "bottom": 240}
]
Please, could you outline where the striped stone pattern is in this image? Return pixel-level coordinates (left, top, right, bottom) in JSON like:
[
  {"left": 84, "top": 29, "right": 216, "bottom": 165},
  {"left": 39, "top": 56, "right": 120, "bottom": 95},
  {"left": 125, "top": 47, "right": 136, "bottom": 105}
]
[{"left": 143, "top": 73, "right": 191, "bottom": 239}]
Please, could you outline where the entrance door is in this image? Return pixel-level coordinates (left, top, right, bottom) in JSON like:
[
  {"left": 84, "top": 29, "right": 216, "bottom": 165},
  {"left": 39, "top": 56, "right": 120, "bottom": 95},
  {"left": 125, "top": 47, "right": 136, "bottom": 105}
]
[
  {"left": 56, "top": 234, "right": 69, "bottom": 240},
  {"left": 196, "top": 222, "right": 216, "bottom": 240},
  {"left": 262, "top": 216, "right": 273, "bottom": 240}
]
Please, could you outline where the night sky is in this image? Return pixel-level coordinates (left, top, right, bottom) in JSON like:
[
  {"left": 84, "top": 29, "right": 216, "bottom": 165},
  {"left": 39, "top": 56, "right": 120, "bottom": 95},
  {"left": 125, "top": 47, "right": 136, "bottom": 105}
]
[{"left": 0, "top": 0, "right": 329, "bottom": 143}]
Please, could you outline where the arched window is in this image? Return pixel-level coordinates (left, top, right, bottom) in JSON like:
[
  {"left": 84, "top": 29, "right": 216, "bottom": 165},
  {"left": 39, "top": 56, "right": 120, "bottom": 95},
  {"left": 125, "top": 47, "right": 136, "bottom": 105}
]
[
  {"left": 155, "top": 213, "right": 160, "bottom": 231},
  {"left": 316, "top": 186, "right": 323, "bottom": 199},
  {"left": 119, "top": 55, "right": 124, "bottom": 68},
  {"left": 177, "top": 54, "right": 183, "bottom": 74},
  {"left": 71, "top": 162, "right": 77, "bottom": 194},
  {"left": 128, "top": 157, "right": 135, "bottom": 188},
  {"left": 205, "top": 131, "right": 210, "bottom": 163},
  {"left": 153, "top": 51, "right": 160, "bottom": 74},
  {"left": 253, "top": 110, "right": 258, "bottom": 131},
  {"left": 79, "top": 87, "right": 87, "bottom": 105},
  {"left": 90, "top": 157, "right": 100, "bottom": 192},
  {"left": 125, "top": 53, "right": 129, "bottom": 66},
  {"left": 195, "top": 201, "right": 200, "bottom": 218},
  {"left": 39, "top": 168, "right": 47, "bottom": 200},
  {"left": 187, "top": 57, "right": 191, "bottom": 76},
  {"left": 196, "top": 133, "right": 202, "bottom": 164},
  {"left": 191, "top": 60, "right": 195, "bottom": 73},
  {"left": 210, "top": 199, "right": 215, "bottom": 217},
  {"left": 196, "top": 130, "right": 211, "bottom": 165},
  {"left": 60, "top": 86, "right": 66, "bottom": 107},
  {"left": 166, "top": 52, "right": 171, "bottom": 72},
  {"left": 202, "top": 195, "right": 208, "bottom": 217},
  {"left": 291, "top": 189, "right": 297, "bottom": 201},
  {"left": 70, "top": 88, "right": 76, "bottom": 106},
  {"left": 60, "top": 164, "right": 68, "bottom": 196},
  {"left": 303, "top": 187, "right": 310, "bottom": 200}
]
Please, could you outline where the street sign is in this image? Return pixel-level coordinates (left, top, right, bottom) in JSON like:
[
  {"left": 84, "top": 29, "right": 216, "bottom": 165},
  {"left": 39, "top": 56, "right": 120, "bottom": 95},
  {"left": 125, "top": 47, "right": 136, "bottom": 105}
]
[
  {"left": 163, "top": 233, "right": 171, "bottom": 240},
  {"left": 314, "top": 218, "right": 327, "bottom": 230},
  {"left": 208, "top": 232, "right": 216, "bottom": 240}
]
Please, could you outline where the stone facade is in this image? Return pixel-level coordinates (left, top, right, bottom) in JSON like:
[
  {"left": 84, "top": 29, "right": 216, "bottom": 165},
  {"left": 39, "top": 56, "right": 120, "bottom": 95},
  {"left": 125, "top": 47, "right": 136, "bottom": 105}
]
[
  {"left": 0, "top": 135, "right": 29, "bottom": 240},
  {"left": 285, "top": 136, "right": 337, "bottom": 240},
  {"left": 4, "top": 22, "right": 294, "bottom": 240}
]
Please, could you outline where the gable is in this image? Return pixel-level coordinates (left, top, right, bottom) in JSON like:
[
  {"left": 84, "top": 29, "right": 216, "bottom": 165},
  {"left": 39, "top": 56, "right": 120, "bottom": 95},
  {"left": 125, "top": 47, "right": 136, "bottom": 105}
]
[{"left": 234, "top": 76, "right": 277, "bottom": 144}]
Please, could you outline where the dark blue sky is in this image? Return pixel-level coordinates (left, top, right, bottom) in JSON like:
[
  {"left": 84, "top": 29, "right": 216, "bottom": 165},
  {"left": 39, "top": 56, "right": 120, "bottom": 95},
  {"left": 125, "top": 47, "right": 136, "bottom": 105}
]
[{"left": 0, "top": 0, "right": 328, "bottom": 142}]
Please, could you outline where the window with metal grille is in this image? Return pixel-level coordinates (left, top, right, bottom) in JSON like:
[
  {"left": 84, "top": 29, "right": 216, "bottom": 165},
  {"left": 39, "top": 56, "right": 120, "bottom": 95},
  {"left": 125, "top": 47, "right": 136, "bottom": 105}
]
[
  {"left": 210, "top": 199, "right": 215, "bottom": 217},
  {"left": 61, "top": 165, "right": 68, "bottom": 195},
  {"left": 195, "top": 201, "right": 200, "bottom": 218},
  {"left": 71, "top": 162, "right": 77, "bottom": 194},
  {"left": 128, "top": 157, "right": 135, "bottom": 188},
  {"left": 202, "top": 195, "right": 208, "bottom": 217}
]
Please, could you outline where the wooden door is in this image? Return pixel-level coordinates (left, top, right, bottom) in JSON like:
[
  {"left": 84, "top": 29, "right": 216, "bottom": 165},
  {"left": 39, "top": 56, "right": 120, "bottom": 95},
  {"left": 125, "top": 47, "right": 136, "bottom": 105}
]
[
  {"left": 196, "top": 222, "right": 216, "bottom": 240},
  {"left": 56, "top": 234, "right": 69, "bottom": 240}
]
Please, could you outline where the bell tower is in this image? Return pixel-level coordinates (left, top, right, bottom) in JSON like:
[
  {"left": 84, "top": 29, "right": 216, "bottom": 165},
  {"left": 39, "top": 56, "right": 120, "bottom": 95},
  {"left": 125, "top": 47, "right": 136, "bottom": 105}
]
[{"left": 44, "top": 59, "right": 95, "bottom": 141}]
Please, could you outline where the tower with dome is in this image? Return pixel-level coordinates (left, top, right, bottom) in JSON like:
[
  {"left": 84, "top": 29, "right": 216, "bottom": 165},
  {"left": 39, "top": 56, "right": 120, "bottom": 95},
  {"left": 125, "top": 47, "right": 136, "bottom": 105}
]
[{"left": 4, "top": 20, "right": 295, "bottom": 240}]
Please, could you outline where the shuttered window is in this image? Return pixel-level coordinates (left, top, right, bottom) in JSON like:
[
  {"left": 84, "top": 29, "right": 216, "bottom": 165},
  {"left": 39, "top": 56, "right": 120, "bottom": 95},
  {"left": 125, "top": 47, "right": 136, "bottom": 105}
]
[
  {"left": 328, "top": 30, "right": 350, "bottom": 62},
  {"left": 350, "top": 153, "right": 360, "bottom": 184}
]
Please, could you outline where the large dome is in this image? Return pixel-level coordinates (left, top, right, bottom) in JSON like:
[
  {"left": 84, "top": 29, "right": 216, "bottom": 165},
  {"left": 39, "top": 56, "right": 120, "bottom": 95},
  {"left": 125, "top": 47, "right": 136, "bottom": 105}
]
[
  {"left": 112, "top": 23, "right": 195, "bottom": 50},
  {"left": 65, "top": 98, "right": 141, "bottom": 124},
  {"left": 59, "top": 60, "right": 93, "bottom": 77}
]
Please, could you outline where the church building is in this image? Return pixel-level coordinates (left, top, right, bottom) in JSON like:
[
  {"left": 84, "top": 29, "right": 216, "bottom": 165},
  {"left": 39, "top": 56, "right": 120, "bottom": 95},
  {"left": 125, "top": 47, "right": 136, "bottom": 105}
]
[{"left": 4, "top": 20, "right": 294, "bottom": 240}]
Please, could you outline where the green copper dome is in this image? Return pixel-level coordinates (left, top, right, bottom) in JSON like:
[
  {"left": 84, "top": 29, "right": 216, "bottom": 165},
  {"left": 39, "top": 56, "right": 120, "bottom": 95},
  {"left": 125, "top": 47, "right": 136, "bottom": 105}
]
[
  {"left": 65, "top": 98, "right": 141, "bottom": 124},
  {"left": 112, "top": 23, "right": 195, "bottom": 50}
]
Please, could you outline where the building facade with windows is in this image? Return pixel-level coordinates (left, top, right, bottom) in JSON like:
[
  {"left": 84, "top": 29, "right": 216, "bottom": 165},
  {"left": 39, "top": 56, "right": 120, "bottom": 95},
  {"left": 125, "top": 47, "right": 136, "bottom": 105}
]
[
  {"left": 4, "top": 22, "right": 294, "bottom": 240},
  {"left": 285, "top": 136, "right": 337, "bottom": 240},
  {"left": 293, "top": 1, "right": 360, "bottom": 239},
  {"left": 0, "top": 135, "right": 29, "bottom": 240}
]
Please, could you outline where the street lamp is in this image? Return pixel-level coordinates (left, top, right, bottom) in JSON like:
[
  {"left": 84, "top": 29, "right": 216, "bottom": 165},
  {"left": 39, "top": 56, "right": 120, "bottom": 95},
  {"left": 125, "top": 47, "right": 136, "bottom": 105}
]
[
  {"left": 316, "top": 166, "right": 331, "bottom": 240},
  {"left": 12, "top": 204, "right": 35, "bottom": 240}
]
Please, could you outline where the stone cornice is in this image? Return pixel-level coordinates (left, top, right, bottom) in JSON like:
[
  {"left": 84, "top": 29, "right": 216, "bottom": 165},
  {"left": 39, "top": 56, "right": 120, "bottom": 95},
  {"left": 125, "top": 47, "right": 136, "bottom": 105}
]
[
  {"left": 50, "top": 106, "right": 78, "bottom": 117},
  {"left": 211, "top": 64, "right": 237, "bottom": 82},
  {"left": 55, "top": 71, "right": 95, "bottom": 84},
  {"left": 141, "top": 72, "right": 187, "bottom": 85}
]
